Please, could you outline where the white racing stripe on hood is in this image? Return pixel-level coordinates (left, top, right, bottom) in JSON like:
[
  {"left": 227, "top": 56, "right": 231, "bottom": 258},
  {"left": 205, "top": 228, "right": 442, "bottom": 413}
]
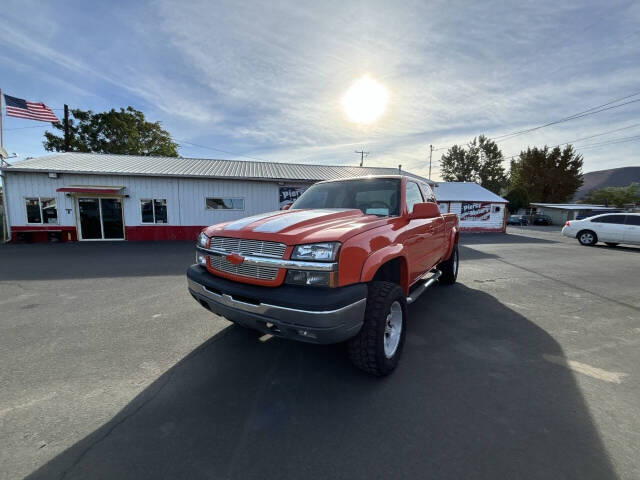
[
  {"left": 223, "top": 211, "right": 282, "bottom": 230},
  {"left": 253, "top": 209, "right": 352, "bottom": 233}
]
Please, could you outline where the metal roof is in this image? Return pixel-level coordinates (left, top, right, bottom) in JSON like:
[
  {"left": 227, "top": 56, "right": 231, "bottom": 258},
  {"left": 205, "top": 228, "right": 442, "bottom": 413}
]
[
  {"left": 531, "top": 203, "right": 620, "bottom": 211},
  {"left": 3, "top": 152, "right": 431, "bottom": 183},
  {"left": 433, "top": 181, "right": 507, "bottom": 203}
]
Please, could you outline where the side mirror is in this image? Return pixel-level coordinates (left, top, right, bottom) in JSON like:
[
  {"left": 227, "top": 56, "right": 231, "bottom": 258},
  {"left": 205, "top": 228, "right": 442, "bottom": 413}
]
[
  {"left": 410, "top": 202, "right": 440, "bottom": 219},
  {"left": 281, "top": 203, "right": 292, "bottom": 211}
]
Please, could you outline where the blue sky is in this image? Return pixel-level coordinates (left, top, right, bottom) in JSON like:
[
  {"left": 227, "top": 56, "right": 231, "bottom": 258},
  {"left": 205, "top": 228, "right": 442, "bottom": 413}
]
[{"left": 1, "top": 0, "right": 639, "bottom": 180}]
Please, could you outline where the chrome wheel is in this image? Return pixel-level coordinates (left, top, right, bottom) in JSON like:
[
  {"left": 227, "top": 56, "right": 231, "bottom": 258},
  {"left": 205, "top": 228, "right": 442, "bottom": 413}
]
[
  {"left": 383, "top": 301, "right": 403, "bottom": 359},
  {"left": 579, "top": 232, "right": 594, "bottom": 245}
]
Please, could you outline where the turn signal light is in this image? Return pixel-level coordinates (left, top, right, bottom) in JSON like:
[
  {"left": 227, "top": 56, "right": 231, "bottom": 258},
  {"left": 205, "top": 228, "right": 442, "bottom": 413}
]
[{"left": 285, "top": 270, "right": 337, "bottom": 287}]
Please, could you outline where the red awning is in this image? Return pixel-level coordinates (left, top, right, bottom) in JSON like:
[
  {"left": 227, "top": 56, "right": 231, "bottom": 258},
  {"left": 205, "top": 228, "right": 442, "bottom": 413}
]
[{"left": 56, "top": 186, "right": 124, "bottom": 194}]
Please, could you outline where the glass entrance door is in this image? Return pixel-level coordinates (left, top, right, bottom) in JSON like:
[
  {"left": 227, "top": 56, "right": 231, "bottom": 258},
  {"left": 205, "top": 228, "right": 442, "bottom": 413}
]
[
  {"left": 100, "top": 199, "right": 124, "bottom": 239},
  {"left": 77, "top": 197, "right": 124, "bottom": 240},
  {"left": 78, "top": 198, "right": 102, "bottom": 239}
]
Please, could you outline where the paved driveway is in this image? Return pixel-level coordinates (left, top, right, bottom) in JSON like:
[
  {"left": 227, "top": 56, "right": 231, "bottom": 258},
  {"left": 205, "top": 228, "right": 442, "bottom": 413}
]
[{"left": 0, "top": 231, "right": 638, "bottom": 479}]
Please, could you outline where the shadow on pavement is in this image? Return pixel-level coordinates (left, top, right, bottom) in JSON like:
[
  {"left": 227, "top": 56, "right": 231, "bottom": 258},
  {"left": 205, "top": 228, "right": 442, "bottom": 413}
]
[
  {"left": 592, "top": 244, "right": 640, "bottom": 253},
  {"left": 27, "top": 285, "right": 616, "bottom": 480},
  {"left": 462, "top": 232, "right": 558, "bottom": 245},
  {"left": 458, "top": 245, "right": 500, "bottom": 261},
  {"left": 0, "top": 242, "right": 194, "bottom": 280}
]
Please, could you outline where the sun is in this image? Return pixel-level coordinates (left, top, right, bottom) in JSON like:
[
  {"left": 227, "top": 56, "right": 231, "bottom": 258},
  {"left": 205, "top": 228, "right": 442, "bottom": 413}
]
[{"left": 341, "top": 75, "right": 389, "bottom": 125}]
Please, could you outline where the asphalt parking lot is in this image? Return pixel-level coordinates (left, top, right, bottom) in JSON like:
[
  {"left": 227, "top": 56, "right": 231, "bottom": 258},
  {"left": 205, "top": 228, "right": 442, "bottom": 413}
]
[{"left": 1, "top": 227, "right": 639, "bottom": 480}]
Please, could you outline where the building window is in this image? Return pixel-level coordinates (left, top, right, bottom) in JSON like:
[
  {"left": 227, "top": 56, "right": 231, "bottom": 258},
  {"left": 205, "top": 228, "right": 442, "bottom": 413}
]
[
  {"left": 140, "top": 199, "right": 168, "bottom": 223},
  {"left": 206, "top": 197, "right": 244, "bottom": 210},
  {"left": 25, "top": 197, "right": 58, "bottom": 224}
]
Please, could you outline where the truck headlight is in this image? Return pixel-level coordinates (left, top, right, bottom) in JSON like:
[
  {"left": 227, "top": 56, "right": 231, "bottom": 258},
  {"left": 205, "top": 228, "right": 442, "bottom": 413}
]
[
  {"left": 285, "top": 270, "right": 337, "bottom": 287},
  {"left": 291, "top": 242, "right": 340, "bottom": 262},
  {"left": 197, "top": 232, "right": 209, "bottom": 248}
]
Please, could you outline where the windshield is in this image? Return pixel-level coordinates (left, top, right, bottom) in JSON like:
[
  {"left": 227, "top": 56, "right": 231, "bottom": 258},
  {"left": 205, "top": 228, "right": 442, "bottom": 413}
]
[{"left": 292, "top": 178, "right": 400, "bottom": 216}]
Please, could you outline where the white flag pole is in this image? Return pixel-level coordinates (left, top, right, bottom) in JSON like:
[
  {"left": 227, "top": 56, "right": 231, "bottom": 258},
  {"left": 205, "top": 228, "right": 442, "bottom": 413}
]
[{"left": 0, "top": 88, "right": 4, "bottom": 149}]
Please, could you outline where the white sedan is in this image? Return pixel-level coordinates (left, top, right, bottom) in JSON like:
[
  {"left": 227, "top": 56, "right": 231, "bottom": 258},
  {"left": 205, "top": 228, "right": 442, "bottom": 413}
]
[{"left": 562, "top": 213, "right": 640, "bottom": 246}]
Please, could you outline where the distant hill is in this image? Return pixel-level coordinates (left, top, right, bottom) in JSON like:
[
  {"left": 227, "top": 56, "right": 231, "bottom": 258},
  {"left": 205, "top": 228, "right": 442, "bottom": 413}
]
[{"left": 573, "top": 166, "right": 640, "bottom": 201}]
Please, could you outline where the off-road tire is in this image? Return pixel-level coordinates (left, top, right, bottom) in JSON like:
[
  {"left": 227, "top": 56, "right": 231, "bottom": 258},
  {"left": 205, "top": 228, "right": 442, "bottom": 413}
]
[
  {"left": 438, "top": 244, "right": 459, "bottom": 285},
  {"left": 348, "top": 281, "right": 407, "bottom": 376},
  {"left": 605, "top": 242, "right": 619, "bottom": 247},
  {"left": 577, "top": 230, "right": 598, "bottom": 246}
]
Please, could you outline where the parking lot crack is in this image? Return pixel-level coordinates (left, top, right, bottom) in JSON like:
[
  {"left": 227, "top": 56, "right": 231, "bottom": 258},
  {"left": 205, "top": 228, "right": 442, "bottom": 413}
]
[{"left": 495, "top": 258, "right": 639, "bottom": 313}]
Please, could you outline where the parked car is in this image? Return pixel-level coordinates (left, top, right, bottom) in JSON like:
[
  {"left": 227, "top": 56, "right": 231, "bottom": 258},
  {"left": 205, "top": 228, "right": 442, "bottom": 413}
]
[
  {"left": 562, "top": 213, "right": 640, "bottom": 246},
  {"left": 575, "top": 210, "right": 621, "bottom": 220},
  {"left": 187, "top": 176, "right": 459, "bottom": 376},
  {"left": 533, "top": 214, "right": 553, "bottom": 225},
  {"left": 507, "top": 214, "right": 528, "bottom": 226}
]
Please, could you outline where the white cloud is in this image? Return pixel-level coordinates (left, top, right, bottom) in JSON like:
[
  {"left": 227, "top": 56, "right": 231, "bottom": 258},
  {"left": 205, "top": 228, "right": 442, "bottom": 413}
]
[{"left": 2, "top": 0, "right": 638, "bottom": 175}]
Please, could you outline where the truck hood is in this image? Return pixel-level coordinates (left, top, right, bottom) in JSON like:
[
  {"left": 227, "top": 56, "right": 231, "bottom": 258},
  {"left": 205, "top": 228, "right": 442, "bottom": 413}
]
[{"left": 204, "top": 208, "right": 390, "bottom": 244}]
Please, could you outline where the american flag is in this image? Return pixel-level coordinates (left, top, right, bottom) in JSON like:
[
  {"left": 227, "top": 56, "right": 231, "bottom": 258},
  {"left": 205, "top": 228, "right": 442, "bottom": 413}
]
[{"left": 3, "top": 94, "right": 59, "bottom": 122}]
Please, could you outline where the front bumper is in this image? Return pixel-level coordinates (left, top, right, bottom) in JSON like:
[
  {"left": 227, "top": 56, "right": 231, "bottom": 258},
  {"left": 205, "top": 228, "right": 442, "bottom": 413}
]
[{"left": 187, "top": 265, "right": 367, "bottom": 344}]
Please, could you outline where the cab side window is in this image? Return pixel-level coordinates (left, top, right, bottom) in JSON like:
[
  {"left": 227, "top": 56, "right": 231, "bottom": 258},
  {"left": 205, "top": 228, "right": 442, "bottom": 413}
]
[
  {"left": 420, "top": 183, "right": 437, "bottom": 203},
  {"left": 626, "top": 215, "right": 640, "bottom": 226},
  {"left": 406, "top": 181, "right": 424, "bottom": 213}
]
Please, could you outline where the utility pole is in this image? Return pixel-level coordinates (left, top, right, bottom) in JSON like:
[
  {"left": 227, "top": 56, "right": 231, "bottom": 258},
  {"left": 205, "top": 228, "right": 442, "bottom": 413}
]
[
  {"left": 355, "top": 149, "right": 369, "bottom": 167},
  {"left": 428, "top": 144, "right": 433, "bottom": 180},
  {"left": 63, "top": 104, "right": 70, "bottom": 152}
]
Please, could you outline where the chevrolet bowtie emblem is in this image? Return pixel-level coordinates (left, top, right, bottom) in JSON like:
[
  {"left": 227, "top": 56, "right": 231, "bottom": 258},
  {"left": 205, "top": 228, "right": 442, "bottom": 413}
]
[{"left": 226, "top": 253, "right": 245, "bottom": 265}]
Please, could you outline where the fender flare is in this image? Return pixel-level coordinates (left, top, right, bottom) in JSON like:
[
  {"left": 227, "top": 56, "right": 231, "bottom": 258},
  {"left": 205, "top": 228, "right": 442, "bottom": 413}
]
[
  {"left": 443, "top": 226, "right": 459, "bottom": 260},
  {"left": 360, "top": 244, "right": 410, "bottom": 294}
]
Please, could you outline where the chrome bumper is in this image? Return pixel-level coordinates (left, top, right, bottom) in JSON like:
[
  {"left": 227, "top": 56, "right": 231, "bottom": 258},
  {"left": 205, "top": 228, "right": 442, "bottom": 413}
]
[{"left": 187, "top": 277, "right": 367, "bottom": 344}]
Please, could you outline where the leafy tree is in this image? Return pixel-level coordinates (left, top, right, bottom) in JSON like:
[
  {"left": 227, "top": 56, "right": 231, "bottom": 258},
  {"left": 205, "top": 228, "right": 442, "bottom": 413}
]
[
  {"left": 509, "top": 145, "right": 583, "bottom": 203},
  {"left": 504, "top": 186, "right": 529, "bottom": 213},
  {"left": 440, "top": 135, "right": 507, "bottom": 194},
  {"left": 582, "top": 183, "right": 639, "bottom": 207},
  {"left": 44, "top": 107, "right": 178, "bottom": 157}
]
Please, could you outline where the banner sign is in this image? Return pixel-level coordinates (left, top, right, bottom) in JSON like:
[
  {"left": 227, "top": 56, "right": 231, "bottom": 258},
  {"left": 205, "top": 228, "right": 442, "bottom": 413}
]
[
  {"left": 279, "top": 186, "right": 307, "bottom": 208},
  {"left": 460, "top": 202, "right": 491, "bottom": 221}
]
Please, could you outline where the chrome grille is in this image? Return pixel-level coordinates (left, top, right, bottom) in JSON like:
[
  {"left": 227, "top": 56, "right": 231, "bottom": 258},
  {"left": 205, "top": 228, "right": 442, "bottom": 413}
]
[
  {"left": 208, "top": 255, "right": 279, "bottom": 280},
  {"left": 210, "top": 236, "right": 286, "bottom": 258}
]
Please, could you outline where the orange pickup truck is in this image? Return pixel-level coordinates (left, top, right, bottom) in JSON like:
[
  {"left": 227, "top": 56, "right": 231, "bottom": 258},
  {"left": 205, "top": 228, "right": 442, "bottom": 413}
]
[{"left": 187, "top": 175, "right": 459, "bottom": 375}]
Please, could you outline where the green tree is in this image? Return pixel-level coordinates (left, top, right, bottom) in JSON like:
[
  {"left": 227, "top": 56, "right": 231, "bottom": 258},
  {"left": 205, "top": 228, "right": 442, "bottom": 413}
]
[
  {"left": 504, "top": 186, "right": 529, "bottom": 213},
  {"left": 44, "top": 107, "right": 178, "bottom": 157},
  {"left": 509, "top": 145, "right": 583, "bottom": 203},
  {"left": 582, "top": 183, "right": 639, "bottom": 207},
  {"left": 440, "top": 135, "right": 507, "bottom": 194}
]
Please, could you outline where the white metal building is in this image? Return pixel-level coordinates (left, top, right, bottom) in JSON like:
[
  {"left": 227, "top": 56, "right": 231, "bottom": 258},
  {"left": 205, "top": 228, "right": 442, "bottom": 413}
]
[
  {"left": 1, "top": 152, "right": 431, "bottom": 242},
  {"left": 530, "top": 203, "right": 623, "bottom": 225},
  {"left": 433, "top": 181, "right": 507, "bottom": 232}
]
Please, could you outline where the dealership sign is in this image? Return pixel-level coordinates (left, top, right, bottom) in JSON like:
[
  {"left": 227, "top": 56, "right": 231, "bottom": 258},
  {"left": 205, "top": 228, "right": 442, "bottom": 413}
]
[
  {"left": 460, "top": 202, "right": 491, "bottom": 221},
  {"left": 279, "top": 186, "right": 307, "bottom": 207}
]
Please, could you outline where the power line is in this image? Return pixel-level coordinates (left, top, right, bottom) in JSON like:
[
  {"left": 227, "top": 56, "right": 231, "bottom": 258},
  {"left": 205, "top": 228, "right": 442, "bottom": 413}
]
[
  {"left": 493, "top": 97, "right": 640, "bottom": 142},
  {"left": 502, "top": 122, "right": 640, "bottom": 159},
  {"left": 574, "top": 134, "right": 640, "bottom": 151},
  {"left": 4, "top": 124, "right": 53, "bottom": 131},
  {"left": 431, "top": 89, "right": 640, "bottom": 152}
]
